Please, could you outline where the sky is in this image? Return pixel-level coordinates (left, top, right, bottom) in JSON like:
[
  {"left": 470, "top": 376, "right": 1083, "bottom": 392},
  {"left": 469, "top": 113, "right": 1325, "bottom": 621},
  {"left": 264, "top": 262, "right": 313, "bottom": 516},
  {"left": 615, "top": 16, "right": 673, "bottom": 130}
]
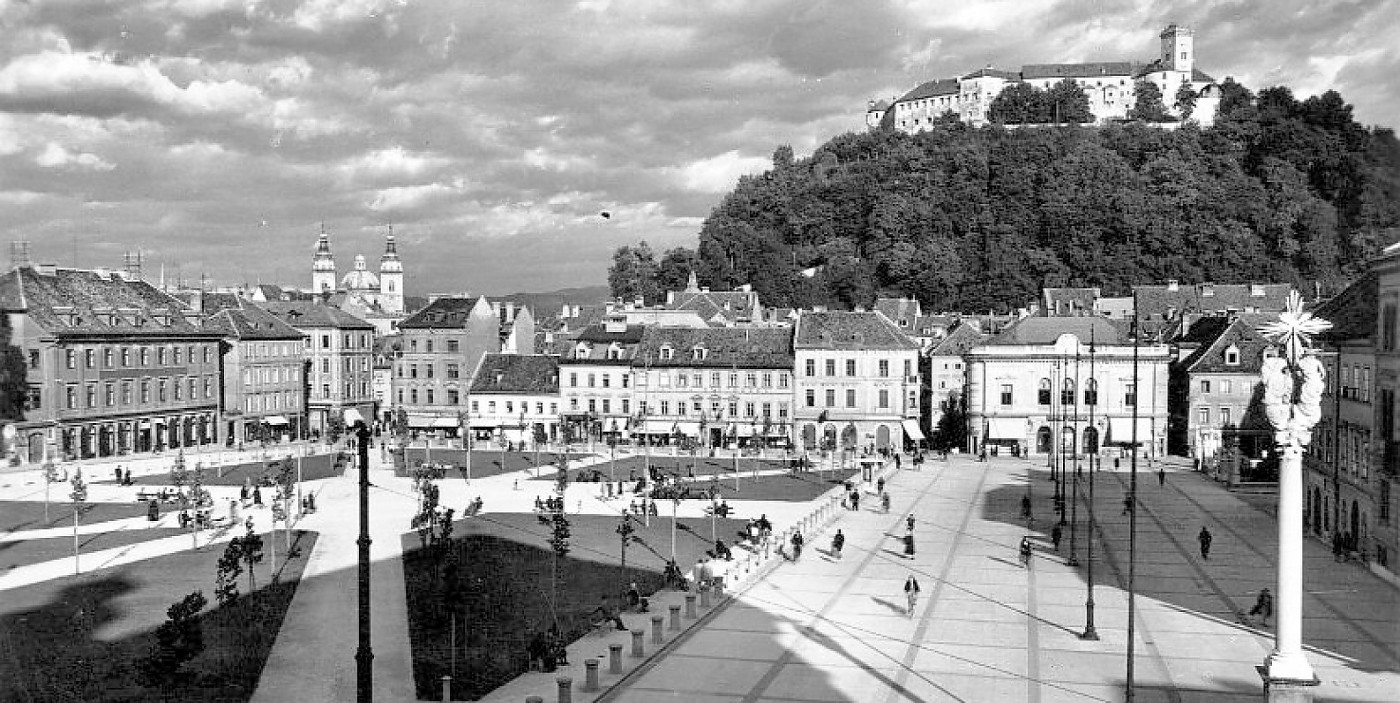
[{"left": 0, "top": 0, "right": 1396, "bottom": 297}]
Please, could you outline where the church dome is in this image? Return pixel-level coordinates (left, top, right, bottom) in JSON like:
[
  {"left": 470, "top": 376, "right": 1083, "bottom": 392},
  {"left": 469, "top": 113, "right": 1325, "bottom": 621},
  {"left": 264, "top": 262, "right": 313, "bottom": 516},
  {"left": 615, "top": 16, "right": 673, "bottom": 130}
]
[{"left": 340, "top": 255, "right": 380, "bottom": 291}]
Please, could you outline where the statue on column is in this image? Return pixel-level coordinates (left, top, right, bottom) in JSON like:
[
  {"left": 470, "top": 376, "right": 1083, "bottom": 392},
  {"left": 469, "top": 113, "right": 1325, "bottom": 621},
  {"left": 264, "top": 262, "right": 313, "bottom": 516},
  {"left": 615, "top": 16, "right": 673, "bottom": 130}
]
[{"left": 1258, "top": 291, "right": 1332, "bottom": 448}]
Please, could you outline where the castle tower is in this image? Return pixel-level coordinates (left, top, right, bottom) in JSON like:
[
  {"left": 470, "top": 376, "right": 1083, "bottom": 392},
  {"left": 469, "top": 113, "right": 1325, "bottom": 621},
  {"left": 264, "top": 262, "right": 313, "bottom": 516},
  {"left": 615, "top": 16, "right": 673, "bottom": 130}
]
[
  {"left": 1160, "top": 24, "right": 1193, "bottom": 74},
  {"left": 312, "top": 226, "right": 336, "bottom": 293},
  {"left": 379, "top": 227, "right": 404, "bottom": 314}
]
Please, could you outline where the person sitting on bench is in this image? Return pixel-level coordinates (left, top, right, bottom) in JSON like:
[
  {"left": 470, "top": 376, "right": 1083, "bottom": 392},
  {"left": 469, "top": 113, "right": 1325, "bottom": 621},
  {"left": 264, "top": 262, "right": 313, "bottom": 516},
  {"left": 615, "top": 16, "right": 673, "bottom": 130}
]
[
  {"left": 591, "top": 595, "right": 627, "bottom": 631},
  {"left": 625, "top": 581, "right": 642, "bottom": 610}
]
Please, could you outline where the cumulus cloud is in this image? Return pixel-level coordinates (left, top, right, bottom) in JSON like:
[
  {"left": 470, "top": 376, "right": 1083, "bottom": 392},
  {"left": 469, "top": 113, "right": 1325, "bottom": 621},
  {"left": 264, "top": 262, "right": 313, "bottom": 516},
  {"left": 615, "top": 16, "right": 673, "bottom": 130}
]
[
  {"left": 35, "top": 142, "right": 116, "bottom": 170},
  {"left": 672, "top": 151, "right": 771, "bottom": 193}
]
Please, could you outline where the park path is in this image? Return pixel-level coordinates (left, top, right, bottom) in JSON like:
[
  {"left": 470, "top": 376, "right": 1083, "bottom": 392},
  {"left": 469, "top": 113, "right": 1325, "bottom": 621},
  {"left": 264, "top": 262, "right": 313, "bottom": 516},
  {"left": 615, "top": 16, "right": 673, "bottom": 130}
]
[{"left": 250, "top": 450, "right": 418, "bottom": 703}]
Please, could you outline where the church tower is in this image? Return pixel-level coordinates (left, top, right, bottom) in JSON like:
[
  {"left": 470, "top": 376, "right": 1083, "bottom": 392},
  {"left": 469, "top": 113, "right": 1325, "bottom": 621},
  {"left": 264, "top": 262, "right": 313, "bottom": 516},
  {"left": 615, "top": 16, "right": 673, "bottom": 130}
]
[
  {"left": 312, "top": 226, "right": 337, "bottom": 294},
  {"left": 1160, "top": 24, "right": 1193, "bottom": 74},
  {"left": 379, "top": 227, "right": 404, "bottom": 314}
]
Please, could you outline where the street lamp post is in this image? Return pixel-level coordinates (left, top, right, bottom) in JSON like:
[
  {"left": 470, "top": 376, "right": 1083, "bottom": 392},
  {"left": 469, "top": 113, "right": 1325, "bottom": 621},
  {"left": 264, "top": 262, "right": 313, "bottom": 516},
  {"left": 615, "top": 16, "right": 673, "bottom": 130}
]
[
  {"left": 1080, "top": 331, "right": 1101, "bottom": 641},
  {"left": 1256, "top": 292, "right": 1330, "bottom": 698},
  {"left": 354, "top": 421, "right": 373, "bottom": 703},
  {"left": 1068, "top": 348, "right": 1082, "bottom": 567}
]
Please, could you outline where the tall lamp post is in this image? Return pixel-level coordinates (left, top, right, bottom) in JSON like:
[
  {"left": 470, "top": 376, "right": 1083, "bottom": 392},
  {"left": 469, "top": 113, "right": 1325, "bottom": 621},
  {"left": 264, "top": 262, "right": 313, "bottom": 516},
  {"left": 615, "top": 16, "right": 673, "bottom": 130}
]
[
  {"left": 354, "top": 420, "right": 373, "bottom": 703},
  {"left": 1256, "top": 292, "right": 1330, "bottom": 699},
  {"left": 1067, "top": 345, "right": 1082, "bottom": 566},
  {"left": 1080, "top": 329, "right": 1100, "bottom": 641}
]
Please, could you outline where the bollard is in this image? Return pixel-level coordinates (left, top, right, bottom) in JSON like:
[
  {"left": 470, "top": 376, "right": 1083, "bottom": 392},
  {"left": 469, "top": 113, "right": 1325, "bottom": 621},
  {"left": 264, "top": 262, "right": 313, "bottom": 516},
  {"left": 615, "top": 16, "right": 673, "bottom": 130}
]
[
  {"left": 669, "top": 604, "right": 681, "bottom": 630},
  {"left": 685, "top": 594, "right": 697, "bottom": 619},
  {"left": 630, "top": 628, "right": 645, "bottom": 657},
  {"left": 441, "top": 675, "right": 451, "bottom": 703},
  {"left": 700, "top": 587, "right": 712, "bottom": 608},
  {"left": 609, "top": 644, "right": 623, "bottom": 674},
  {"left": 651, "top": 614, "right": 664, "bottom": 644},
  {"left": 556, "top": 676, "right": 573, "bottom": 703},
  {"left": 583, "top": 659, "right": 600, "bottom": 692}
]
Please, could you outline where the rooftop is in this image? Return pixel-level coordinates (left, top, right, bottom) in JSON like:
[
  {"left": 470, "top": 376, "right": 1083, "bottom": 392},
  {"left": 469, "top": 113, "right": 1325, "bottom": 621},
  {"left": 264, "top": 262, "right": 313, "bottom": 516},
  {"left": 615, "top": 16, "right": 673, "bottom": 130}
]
[
  {"left": 259, "top": 300, "right": 374, "bottom": 330},
  {"left": 794, "top": 311, "right": 918, "bottom": 350},
  {"left": 634, "top": 327, "right": 793, "bottom": 368},
  {"left": 989, "top": 316, "right": 1126, "bottom": 345},
  {"left": 0, "top": 266, "right": 219, "bottom": 338},
  {"left": 469, "top": 354, "right": 559, "bottom": 394}
]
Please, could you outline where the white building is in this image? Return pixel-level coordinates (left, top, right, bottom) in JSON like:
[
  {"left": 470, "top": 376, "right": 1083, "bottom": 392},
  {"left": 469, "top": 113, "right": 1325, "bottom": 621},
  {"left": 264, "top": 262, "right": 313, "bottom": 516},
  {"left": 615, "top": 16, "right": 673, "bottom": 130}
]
[
  {"left": 966, "top": 317, "right": 1170, "bottom": 458},
  {"left": 559, "top": 320, "right": 644, "bottom": 443},
  {"left": 467, "top": 354, "right": 561, "bottom": 445},
  {"left": 793, "top": 311, "right": 922, "bottom": 452}
]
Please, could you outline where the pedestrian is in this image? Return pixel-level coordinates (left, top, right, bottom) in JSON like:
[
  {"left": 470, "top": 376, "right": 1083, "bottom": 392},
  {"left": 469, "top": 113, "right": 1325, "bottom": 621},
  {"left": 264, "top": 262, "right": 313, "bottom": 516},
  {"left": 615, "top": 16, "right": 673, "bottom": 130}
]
[
  {"left": 1121, "top": 494, "right": 1134, "bottom": 516},
  {"left": 903, "top": 530, "right": 915, "bottom": 557},
  {"left": 1019, "top": 536, "right": 1033, "bottom": 567},
  {"left": 881, "top": 491, "right": 891, "bottom": 513},
  {"left": 114, "top": 466, "right": 122, "bottom": 483},
  {"left": 851, "top": 490, "right": 861, "bottom": 511},
  {"left": 253, "top": 485, "right": 263, "bottom": 506},
  {"left": 1248, "top": 587, "right": 1274, "bottom": 626},
  {"left": 229, "top": 498, "right": 239, "bottom": 522},
  {"left": 906, "top": 514, "right": 916, "bottom": 534},
  {"left": 790, "top": 530, "right": 804, "bottom": 561},
  {"left": 1158, "top": 466, "right": 1166, "bottom": 487},
  {"left": 1021, "top": 495, "right": 1033, "bottom": 523},
  {"left": 591, "top": 595, "right": 627, "bottom": 631},
  {"left": 240, "top": 484, "right": 250, "bottom": 505},
  {"left": 1051, "top": 523, "right": 1063, "bottom": 552},
  {"left": 831, "top": 529, "right": 845, "bottom": 559},
  {"left": 1198, "top": 526, "right": 1213, "bottom": 560},
  {"left": 904, "top": 574, "right": 921, "bottom": 617},
  {"left": 894, "top": 454, "right": 901, "bottom": 470},
  {"left": 877, "top": 477, "right": 886, "bottom": 494}
]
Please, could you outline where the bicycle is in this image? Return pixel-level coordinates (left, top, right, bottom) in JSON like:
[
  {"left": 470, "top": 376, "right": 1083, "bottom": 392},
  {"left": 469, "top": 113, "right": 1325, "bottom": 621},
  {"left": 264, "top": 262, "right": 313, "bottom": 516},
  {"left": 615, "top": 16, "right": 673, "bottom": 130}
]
[{"left": 1018, "top": 537, "right": 1033, "bottom": 568}]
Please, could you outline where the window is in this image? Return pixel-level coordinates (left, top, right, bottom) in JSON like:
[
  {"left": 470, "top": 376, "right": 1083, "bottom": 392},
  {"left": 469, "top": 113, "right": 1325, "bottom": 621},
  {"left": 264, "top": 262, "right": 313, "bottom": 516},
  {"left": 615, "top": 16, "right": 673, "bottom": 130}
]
[
  {"left": 322, "top": 334, "right": 331, "bottom": 349},
  {"left": 660, "top": 401, "right": 670, "bottom": 415},
  {"left": 825, "top": 389, "right": 836, "bottom": 407},
  {"left": 447, "top": 364, "right": 460, "bottom": 379},
  {"left": 204, "top": 347, "right": 212, "bottom": 363},
  {"left": 425, "top": 340, "right": 433, "bottom": 353},
  {"left": 1198, "top": 407, "right": 1210, "bottom": 424},
  {"left": 778, "top": 403, "right": 789, "bottom": 419},
  {"left": 622, "top": 399, "right": 630, "bottom": 414},
  {"left": 85, "top": 384, "right": 96, "bottom": 408},
  {"left": 470, "top": 400, "right": 479, "bottom": 413},
  {"left": 173, "top": 379, "right": 182, "bottom": 400},
  {"left": 825, "top": 359, "right": 836, "bottom": 376},
  {"left": 1221, "top": 380, "right": 1232, "bottom": 395},
  {"left": 66, "top": 385, "right": 77, "bottom": 409},
  {"left": 743, "top": 402, "right": 754, "bottom": 418},
  {"left": 728, "top": 373, "right": 738, "bottom": 388},
  {"left": 326, "top": 359, "right": 334, "bottom": 374},
  {"left": 157, "top": 347, "right": 167, "bottom": 365},
  {"left": 1383, "top": 303, "right": 1397, "bottom": 351},
  {"left": 66, "top": 349, "right": 76, "bottom": 369},
  {"left": 846, "top": 359, "right": 856, "bottom": 376},
  {"left": 1061, "top": 379, "right": 1075, "bottom": 406},
  {"left": 570, "top": 372, "right": 578, "bottom": 387},
  {"left": 427, "top": 390, "right": 435, "bottom": 404},
  {"left": 677, "top": 374, "right": 687, "bottom": 388},
  {"left": 570, "top": 398, "right": 578, "bottom": 411},
  {"left": 122, "top": 347, "right": 131, "bottom": 366},
  {"left": 448, "top": 390, "right": 459, "bottom": 405},
  {"left": 1084, "top": 379, "right": 1098, "bottom": 406},
  {"left": 1200, "top": 380, "right": 1211, "bottom": 394},
  {"left": 84, "top": 349, "right": 95, "bottom": 369},
  {"left": 425, "top": 364, "right": 434, "bottom": 379},
  {"left": 588, "top": 373, "right": 596, "bottom": 388},
  {"left": 746, "top": 373, "right": 757, "bottom": 387},
  {"left": 622, "top": 374, "right": 630, "bottom": 389},
  {"left": 805, "top": 359, "right": 815, "bottom": 377},
  {"left": 1000, "top": 384, "right": 1013, "bottom": 406},
  {"left": 326, "top": 384, "right": 334, "bottom": 399},
  {"left": 1220, "top": 407, "right": 1231, "bottom": 425},
  {"left": 173, "top": 347, "right": 182, "bottom": 364},
  {"left": 410, "top": 389, "right": 418, "bottom": 403},
  {"left": 878, "top": 360, "right": 889, "bottom": 377},
  {"left": 140, "top": 380, "right": 151, "bottom": 403},
  {"left": 846, "top": 389, "right": 856, "bottom": 407},
  {"left": 104, "top": 383, "right": 114, "bottom": 406},
  {"left": 1038, "top": 379, "right": 1051, "bottom": 405},
  {"left": 158, "top": 379, "right": 167, "bottom": 402},
  {"left": 1124, "top": 383, "right": 1136, "bottom": 407},
  {"left": 762, "top": 373, "right": 773, "bottom": 388},
  {"left": 806, "top": 389, "right": 815, "bottom": 407},
  {"left": 26, "top": 386, "right": 41, "bottom": 410},
  {"left": 204, "top": 378, "right": 213, "bottom": 399},
  {"left": 1224, "top": 345, "right": 1240, "bottom": 365},
  {"left": 447, "top": 340, "right": 460, "bottom": 352},
  {"left": 878, "top": 389, "right": 889, "bottom": 408},
  {"left": 778, "top": 373, "right": 789, "bottom": 389}
]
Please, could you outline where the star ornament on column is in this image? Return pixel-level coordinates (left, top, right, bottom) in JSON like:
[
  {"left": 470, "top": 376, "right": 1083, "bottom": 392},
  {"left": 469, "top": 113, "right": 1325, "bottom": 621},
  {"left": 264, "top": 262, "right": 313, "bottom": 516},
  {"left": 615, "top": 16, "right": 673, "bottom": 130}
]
[{"left": 1257, "top": 291, "right": 1331, "bottom": 364}]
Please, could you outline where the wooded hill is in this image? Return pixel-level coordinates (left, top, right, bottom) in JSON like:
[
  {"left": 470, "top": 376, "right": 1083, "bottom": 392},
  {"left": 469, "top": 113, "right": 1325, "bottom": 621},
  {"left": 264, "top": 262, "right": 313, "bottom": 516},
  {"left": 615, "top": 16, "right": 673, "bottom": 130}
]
[{"left": 609, "top": 82, "right": 1400, "bottom": 313}]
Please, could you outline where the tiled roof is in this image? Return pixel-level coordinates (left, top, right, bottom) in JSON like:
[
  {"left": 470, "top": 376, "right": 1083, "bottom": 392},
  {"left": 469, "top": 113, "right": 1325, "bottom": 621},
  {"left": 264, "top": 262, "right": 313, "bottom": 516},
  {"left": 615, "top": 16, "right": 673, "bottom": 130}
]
[
  {"left": 874, "top": 297, "right": 921, "bottom": 327},
  {"left": 260, "top": 300, "right": 374, "bottom": 330},
  {"left": 1179, "top": 317, "right": 1275, "bottom": 374},
  {"left": 928, "top": 322, "right": 985, "bottom": 356},
  {"left": 868, "top": 99, "right": 890, "bottom": 111},
  {"left": 793, "top": 311, "right": 918, "bottom": 350},
  {"left": 398, "top": 297, "right": 480, "bottom": 329},
  {"left": 574, "top": 323, "right": 645, "bottom": 345},
  {"left": 989, "top": 316, "right": 1126, "bottom": 345},
  {"left": 1132, "top": 283, "right": 1294, "bottom": 323},
  {"left": 961, "top": 67, "right": 1019, "bottom": 81},
  {"left": 403, "top": 296, "right": 430, "bottom": 314},
  {"left": 667, "top": 290, "right": 757, "bottom": 323},
  {"left": 469, "top": 354, "right": 559, "bottom": 394},
  {"left": 1133, "top": 60, "right": 1218, "bottom": 83},
  {"left": 1021, "top": 62, "right": 1137, "bottom": 79},
  {"left": 0, "top": 266, "right": 220, "bottom": 339},
  {"left": 911, "top": 315, "right": 954, "bottom": 338},
  {"left": 1314, "top": 272, "right": 1376, "bottom": 342},
  {"left": 204, "top": 302, "right": 305, "bottom": 341},
  {"left": 634, "top": 327, "right": 793, "bottom": 369},
  {"left": 897, "top": 78, "right": 960, "bottom": 102}
]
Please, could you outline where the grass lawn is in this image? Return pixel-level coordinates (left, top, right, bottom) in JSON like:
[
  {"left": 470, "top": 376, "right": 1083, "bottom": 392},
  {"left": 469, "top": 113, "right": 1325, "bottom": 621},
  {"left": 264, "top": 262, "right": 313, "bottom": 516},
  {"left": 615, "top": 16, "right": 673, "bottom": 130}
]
[
  {"left": 402, "top": 511, "right": 748, "bottom": 700},
  {"left": 0, "top": 501, "right": 159, "bottom": 533},
  {"left": 1, "top": 526, "right": 187, "bottom": 572},
  {"left": 394, "top": 448, "right": 590, "bottom": 480},
  {"left": 0, "top": 529, "right": 317, "bottom": 702},
  {"left": 106, "top": 453, "right": 345, "bottom": 488}
]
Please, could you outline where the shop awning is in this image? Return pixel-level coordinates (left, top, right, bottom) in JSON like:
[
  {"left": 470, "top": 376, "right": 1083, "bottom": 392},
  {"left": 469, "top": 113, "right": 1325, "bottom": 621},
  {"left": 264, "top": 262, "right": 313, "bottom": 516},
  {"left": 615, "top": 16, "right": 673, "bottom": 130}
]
[
  {"left": 1108, "top": 417, "right": 1154, "bottom": 445},
  {"left": 343, "top": 408, "right": 365, "bottom": 425},
  {"left": 503, "top": 428, "right": 528, "bottom": 442},
  {"left": 431, "top": 417, "right": 459, "bottom": 429},
  {"left": 731, "top": 424, "right": 754, "bottom": 437},
  {"left": 986, "top": 417, "right": 1026, "bottom": 440},
  {"left": 766, "top": 426, "right": 789, "bottom": 437},
  {"left": 901, "top": 419, "right": 925, "bottom": 442},
  {"left": 264, "top": 415, "right": 289, "bottom": 426},
  {"left": 406, "top": 414, "right": 438, "bottom": 428}
]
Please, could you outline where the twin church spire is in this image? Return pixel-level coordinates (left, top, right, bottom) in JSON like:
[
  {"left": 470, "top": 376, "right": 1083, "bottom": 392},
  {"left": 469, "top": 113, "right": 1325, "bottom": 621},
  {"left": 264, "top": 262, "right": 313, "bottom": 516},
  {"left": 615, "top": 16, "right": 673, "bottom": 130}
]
[{"left": 310, "top": 226, "right": 405, "bottom": 314}]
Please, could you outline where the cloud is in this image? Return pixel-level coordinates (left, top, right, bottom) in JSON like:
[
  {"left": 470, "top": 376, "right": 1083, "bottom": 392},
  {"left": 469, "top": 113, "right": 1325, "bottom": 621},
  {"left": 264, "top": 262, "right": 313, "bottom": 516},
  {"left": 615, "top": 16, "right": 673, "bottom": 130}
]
[
  {"left": 671, "top": 151, "right": 771, "bottom": 193},
  {"left": 0, "top": 51, "right": 266, "bottom": 118},
  {"left": 34, "top": 142, "right": 116, "bottom": 170}
]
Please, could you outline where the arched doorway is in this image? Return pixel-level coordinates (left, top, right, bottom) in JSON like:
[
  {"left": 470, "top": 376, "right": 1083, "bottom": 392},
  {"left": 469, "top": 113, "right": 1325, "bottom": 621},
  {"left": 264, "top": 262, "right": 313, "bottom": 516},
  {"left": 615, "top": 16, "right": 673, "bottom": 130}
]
[
  {"left": 1350, "top": 501, "right": 1360, "bottom": 549},
  {"left": 1036, "top": 427, "right": 1052, "bottom": 454},
  {"left": 876, "top": 425, "right": 891, "bottom": 450},
  {"left": 802, "top": 424, "right": 817, "bottom": 450},
  {"left": 1060, "top": 426, "right": 1075, "bottom": 454},
  {"left": 1082, "top": 426, "right": 1099, "bottom": 454},
  {"left": 822, "top": 425, "right": 837, "bottom": 450},
  {"left": 26, "top": 433, "right": 44, "bottom": 463},
  {"left": 98, "top": 425, "right": 114, "bottom": 457},
  {"left": 840, "top": 424, "right": 858, "bottom": 450}
]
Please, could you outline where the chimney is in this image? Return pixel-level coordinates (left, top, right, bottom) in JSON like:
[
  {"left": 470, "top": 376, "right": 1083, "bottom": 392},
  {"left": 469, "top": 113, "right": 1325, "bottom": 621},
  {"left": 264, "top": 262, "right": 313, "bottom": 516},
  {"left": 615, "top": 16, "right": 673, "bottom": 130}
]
[
  {"left": 123, "top": 251, "right": 143, "bottom": 282},
  {"left": 35, "top": 263, "right": 58, "bottom": 276},
  {"left": 9, "top": 241, "right": 31, "bottom": 269}
]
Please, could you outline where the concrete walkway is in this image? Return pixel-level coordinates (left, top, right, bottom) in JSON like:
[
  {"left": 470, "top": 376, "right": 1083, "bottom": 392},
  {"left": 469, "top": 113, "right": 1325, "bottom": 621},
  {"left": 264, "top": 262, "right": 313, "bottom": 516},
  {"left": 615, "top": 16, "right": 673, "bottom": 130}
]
[{"left": 603, "top": 455, "right": 1398, "bottom": 703}]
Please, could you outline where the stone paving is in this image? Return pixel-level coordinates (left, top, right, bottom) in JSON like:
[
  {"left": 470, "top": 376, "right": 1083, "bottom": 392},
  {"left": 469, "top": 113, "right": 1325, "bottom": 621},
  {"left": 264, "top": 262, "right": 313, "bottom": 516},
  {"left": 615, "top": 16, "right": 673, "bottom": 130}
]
[{"left": 601, "top": 455, "right": 1398, "bottom": 703}]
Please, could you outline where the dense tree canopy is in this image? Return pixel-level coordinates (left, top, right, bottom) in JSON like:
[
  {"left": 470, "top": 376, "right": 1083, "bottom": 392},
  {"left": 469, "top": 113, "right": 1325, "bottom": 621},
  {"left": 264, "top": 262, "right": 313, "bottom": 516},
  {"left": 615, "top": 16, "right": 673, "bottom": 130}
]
[{"left": 609, "top": 82, "right": 1399, "bottom": 312}]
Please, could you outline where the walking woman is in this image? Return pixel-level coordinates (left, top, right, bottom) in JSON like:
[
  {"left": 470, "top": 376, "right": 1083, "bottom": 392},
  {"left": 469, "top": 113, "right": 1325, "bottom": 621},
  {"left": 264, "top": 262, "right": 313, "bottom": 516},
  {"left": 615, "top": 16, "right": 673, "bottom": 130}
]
[{"left": 904, "top": 575, "right": 921, "bottom": 617}]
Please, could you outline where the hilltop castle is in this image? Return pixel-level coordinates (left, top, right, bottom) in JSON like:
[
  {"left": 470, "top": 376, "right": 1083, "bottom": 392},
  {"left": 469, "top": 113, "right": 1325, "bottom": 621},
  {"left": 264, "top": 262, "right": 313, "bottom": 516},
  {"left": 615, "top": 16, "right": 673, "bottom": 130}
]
[{"left": 867, "top": 24, "right": 1222, "bottom": 132}]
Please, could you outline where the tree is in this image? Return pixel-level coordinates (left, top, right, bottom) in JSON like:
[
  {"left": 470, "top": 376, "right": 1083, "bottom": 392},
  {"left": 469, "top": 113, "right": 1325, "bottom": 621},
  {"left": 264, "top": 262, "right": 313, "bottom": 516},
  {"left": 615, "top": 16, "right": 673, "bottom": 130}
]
[
  {"left": 137, "top": 591, "right": 207, "bottom": 690},
  {"left": 988, "top": 82, "right": 1045, "bottom": 124},
  {"left": 325, "top": 414, "right": 345, "bottom": 444},
  {"left": 1175, "top": 84, "right": 1198, "bottom": 120},
  {"left": 169, "top": 451, "right": 189, "bottom": 489},
  {"left": 607, "top": 242, "right": 660, "bottom": 304},
  {"left": 547, "top": 455, "right": 571, "bottom": 624},
  {"left": 655, "top": 247, "right": 701, "bottom": 296},
  {"left": 930, "top": 397, "right": 968, "bottom": 452},
  {"left": 1217, "top": 77, "right": 1255, "bottom": 120},
  {"left": 1129, "top": 82, "right": 1173, "bottom": 122},
  {"left": 0, "top": 313, "right": 27, "bottom": 425},
  {"left": 1045, "top": 79, "right": 1093, "bottom": 123},
  {"left": 215, "top": 538, "right": 243, "bottom": 606}
]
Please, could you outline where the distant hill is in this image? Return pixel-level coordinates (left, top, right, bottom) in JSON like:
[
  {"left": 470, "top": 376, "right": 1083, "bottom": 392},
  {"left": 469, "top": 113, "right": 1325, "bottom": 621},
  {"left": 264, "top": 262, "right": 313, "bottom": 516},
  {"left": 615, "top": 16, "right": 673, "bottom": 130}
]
[{"left": 500, "top": 285, "right": 611, "bottom": 317}]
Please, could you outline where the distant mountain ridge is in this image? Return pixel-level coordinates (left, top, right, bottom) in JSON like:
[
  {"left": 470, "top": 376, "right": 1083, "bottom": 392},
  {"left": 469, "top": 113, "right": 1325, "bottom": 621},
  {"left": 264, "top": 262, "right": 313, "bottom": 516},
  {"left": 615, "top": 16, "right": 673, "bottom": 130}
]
[{"left": 498, "top": 285, "right": 611, "bottom": 317}]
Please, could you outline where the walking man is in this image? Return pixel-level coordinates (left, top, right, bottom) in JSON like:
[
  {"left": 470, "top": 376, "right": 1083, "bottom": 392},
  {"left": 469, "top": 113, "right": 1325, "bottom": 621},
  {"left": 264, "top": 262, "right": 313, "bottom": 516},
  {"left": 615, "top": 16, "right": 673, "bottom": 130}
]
[
  {"left": 1198, "top": 526, "right": 1213, "bottom": 560},
  {"left": 1051, "top": 523, "right": 1063, "bottom": 552},
  {"left": 790, "top": 530, "right": 804, "bottom": 561},
  {"left": 1248, "top": 587, "right": 1274, "bottom": 626},
  {"left": 1020, "top": 494, "right": 1033, "bottom": 524},
  {"left": 904, "top": 574, "right": 921, "bottom": 617},
  {"left": 1158, "top": 466, "right": 1166, "bottom": 487},
  {"left": 831, "top": 529, "right": 845, "bottom": 559}
]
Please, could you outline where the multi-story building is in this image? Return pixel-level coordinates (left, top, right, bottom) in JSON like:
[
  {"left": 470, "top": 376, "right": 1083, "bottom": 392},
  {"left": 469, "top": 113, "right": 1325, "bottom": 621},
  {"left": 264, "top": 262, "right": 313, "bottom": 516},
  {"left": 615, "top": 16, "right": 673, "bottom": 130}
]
[
  {"left": 1374, "top": 246, "right": 1400, "bottom": 578},
  {"left": 1169, "top": 315, "right": 1278, "bottom": 471},
  {"left": 1, "top": 264, "right": 223, "bottom": 463},
  {"left": 966, "top": 317, "right": 1170, "bottom": 458},
  {"left": 201, "top": 294, "right": 307, "bottom": 444},
  {"left": 559, "top": 320, "right": 644, "bottom": 443},
  {"left": 924, "top": 321, "right": 983, "bottom": 439},
  {"left": 631, "top": 327, "right": 794, "bottom": 448},
  {"left": 793, "top": 311, "right": 921, "bottom": 453},
  {"left": 467, "top": 354, "right": 561, "bottom": 445},
  {"left": 392, "top": 296, "right": 535, "bottom": 434},
  {"left": 875, "top": 25, "right": 1222, "bottom": 130},
  {"left": 262, "top": 301, "right": 375, "bottom": 435}
]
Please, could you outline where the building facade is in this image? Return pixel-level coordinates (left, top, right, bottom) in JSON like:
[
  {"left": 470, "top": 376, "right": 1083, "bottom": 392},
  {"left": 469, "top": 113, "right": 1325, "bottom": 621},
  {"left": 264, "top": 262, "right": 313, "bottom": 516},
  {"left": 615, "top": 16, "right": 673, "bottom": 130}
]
[
  {"left": 793, "top": 311, "right": 921, "bottom": 453},
  {"left": 1169, "top": 316, "right": 1277, "bottom": 470},
  {"left": 559, "top": 320, "right": 643, "bottom": 443},
  {"left": 202, "top": 296, "right": 308, "bottom": 444},
  {"left": 631, "top": 327, "right": 794, "bottom": 448},
  {"left": 1374, "top": 247, "right": 1400, "bottom": 577},
  {"left": 262, "top": 301, "right": 375, "bottom": 435},
  {"left": 966, "top": 317, "right": 1171, "bottom": 458},
  {"left": 467, "top": 354, "right": 561, "bottom": 444},
  {"left": 1, "top": 265, "right": 223, "bottom": 463}
]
